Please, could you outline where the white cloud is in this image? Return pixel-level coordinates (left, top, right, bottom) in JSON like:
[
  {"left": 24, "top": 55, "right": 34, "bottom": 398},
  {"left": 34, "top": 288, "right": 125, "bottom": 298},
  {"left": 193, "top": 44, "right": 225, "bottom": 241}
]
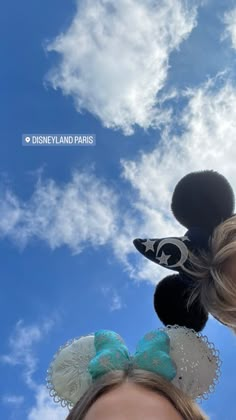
[
  {"left": 110, "top": 292, "right": 123, "bottom": 311},
  {"left": 101, "top": 286, "right": 125, "bottom": 311},
  {"left": 45, "top": 0, "right": 199, "bottom": 135},
  {"left": 1, "top": 78, "right": 236, "bottom": 286},
  {"left": 116, "top": 74, "right": 236, "bottom": 281},
  {"left": 27, "top": 386, "right": 67, "bottom": 420},
  {"left": 0, "top": 169, "right": 118, "bottom": 254},
  {"left": 1, "top": 319, "right": 54, "bottom": 388},
  {"left": 2, "top": 395, "right": 24, "bottom": 406},
  {"left": 1, "top": 320, "right": 67, "bottom": 419},
  {"left": 223, "top": 7, "right": 236, "bottom": 49}
]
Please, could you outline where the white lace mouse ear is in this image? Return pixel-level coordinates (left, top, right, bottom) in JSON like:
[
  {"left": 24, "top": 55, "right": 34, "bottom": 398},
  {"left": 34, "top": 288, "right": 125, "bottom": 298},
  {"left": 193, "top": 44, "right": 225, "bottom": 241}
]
[
  {"left": 163, "top": 325, "right": 221, "bottom": 401},
  {"left": 47, "top": 334, "right": 96, "bottom": 409}
]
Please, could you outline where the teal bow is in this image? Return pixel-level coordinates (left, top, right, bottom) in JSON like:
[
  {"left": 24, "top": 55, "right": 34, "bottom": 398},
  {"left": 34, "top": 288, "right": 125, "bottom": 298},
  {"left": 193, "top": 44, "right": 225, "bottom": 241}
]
[{"left": 87, "top": 330, "right": 176, "bottom": 382}]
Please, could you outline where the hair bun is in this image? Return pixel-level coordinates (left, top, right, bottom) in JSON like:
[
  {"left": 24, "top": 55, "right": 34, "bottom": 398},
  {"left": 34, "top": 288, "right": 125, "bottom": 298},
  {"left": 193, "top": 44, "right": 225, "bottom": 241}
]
[
  {"left": 153, "top": 274, "right": 208, "bottom": 332},
  {"left": 171, "top": 170, "right": 235, "bottom": 233}
]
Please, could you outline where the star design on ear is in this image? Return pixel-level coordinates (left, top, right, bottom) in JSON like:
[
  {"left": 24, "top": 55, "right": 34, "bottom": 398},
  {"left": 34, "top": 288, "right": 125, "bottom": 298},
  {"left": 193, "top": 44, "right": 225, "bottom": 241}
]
[
  {"left": 143, "top": 239, "right": 156, "bottom": 252},
  {"left": 152, "top": 358, "right": 160, "bottom": 367},
  {"left": 144, "top": 332, "right": 156, "bottom": 340},
  {"left": 100, "top": 356, "right": 111, "bottom": 368},
  {"left": 156, "top": 251, "right": 171, "bottom": 265}
]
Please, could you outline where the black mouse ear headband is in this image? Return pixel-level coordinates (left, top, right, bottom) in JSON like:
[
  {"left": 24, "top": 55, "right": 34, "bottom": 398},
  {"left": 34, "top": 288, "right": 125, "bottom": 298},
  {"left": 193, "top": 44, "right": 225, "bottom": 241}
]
[{"left": 133, "top": 170, "right": 235, "bottom": 332}]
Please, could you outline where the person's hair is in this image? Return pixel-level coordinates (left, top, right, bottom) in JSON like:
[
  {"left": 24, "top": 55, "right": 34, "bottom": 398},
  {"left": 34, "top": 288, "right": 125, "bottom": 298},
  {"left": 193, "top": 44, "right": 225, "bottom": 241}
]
[
  {"left": 187, "top": 214, "right": 236, "bottom": 333},
  {"left": 65, "top": 368, "right": 208, "bottom": 420}
]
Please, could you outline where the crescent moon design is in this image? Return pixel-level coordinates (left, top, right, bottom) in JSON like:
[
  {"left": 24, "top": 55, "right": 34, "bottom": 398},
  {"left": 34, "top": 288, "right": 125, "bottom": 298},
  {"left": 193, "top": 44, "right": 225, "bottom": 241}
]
[{"left": 155, "top": 238, "right": 189, "bottom": 269}]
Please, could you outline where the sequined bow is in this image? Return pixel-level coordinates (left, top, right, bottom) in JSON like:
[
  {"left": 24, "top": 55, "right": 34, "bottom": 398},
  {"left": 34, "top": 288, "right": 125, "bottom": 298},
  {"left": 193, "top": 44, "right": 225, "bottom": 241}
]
[{"left": 87, "top": 329, "right": 176, "bottom": 381}]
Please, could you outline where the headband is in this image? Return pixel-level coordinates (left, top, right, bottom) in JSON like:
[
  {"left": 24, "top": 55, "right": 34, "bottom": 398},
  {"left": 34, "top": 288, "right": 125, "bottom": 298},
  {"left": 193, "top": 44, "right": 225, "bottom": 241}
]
[
  {"left": 133, "top": 170, "right": 235, "bottom": 332},
  {"left": 47, "top": 325, "right": 221, "bottom": 409}
]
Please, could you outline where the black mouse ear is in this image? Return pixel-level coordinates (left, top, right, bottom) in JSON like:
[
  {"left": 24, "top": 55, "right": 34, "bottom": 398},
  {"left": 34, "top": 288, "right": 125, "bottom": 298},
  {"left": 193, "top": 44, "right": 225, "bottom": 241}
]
[
  {"left": 171, "top": 170, "right": 235, "bottom": 234},
  {"left": 153, "top": 274, "right": 208, "bottom": 332}
]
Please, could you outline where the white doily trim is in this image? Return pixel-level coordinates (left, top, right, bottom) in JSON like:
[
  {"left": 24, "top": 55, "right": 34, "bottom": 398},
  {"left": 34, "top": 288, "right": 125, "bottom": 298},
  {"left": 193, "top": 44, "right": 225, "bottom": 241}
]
[
  {"left": 161, "top": 325, "right": 221, "bottom": 402},
  {"left": 46, "top": 333, "right": 95, "bottom": 409},
  {"left": 46, "top": 327, "right": 221, "bottom": 408}
]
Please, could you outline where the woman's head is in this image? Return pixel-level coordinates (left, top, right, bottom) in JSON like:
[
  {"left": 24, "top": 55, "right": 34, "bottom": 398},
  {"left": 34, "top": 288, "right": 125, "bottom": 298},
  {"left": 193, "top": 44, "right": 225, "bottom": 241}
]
[
  {"left": 188, "top": 214, "right": 236, "bottom": 332},
  {"left": 66, "top": 369, "right": 208, "bottom": 420}
]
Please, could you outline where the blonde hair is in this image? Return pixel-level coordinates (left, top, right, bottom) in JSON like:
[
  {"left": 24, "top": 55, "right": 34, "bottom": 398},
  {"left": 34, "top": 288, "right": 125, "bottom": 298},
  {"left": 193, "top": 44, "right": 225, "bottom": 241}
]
[
  {"left": 65, "top": 368, "right": 208, "bottom": 420},
  {"left": 188, "top": 214, "right": 236, "bottom": 333}
]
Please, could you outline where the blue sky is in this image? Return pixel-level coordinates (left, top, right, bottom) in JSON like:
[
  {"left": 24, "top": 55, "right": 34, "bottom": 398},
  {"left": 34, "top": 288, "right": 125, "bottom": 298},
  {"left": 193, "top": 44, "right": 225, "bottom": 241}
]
[{"left": 1, "top": 0, "right": 236, "bottom": 418}]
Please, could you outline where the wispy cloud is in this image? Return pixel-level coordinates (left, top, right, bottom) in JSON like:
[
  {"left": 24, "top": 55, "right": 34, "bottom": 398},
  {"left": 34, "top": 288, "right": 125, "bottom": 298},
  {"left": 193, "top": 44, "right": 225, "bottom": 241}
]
[
  {"left": 2, "top": 395, "right": 24, "bottom": 406},
  {"left": 1, "top": 319, "right": 54, "bottom": 388},
  {"left": 0, "top": 168, "right": 118, "bottom": 254},
  {"left": 27, "top": 386, "right": 67, "bottom": 420},
  {"left": 101, "top": 286, "right": 125, "bottom": 311},
  {"left": 1, "top": 77, "right": 236, "bottom": 286},
  {"left": 1, "top": 319, "right": 67, "bottom": 419},
  {"left": 116, "top": 74, "right": 236, "bottom": 280},
  {"left": 45, "top": 0, "right": 199, "bottom": 135},
  {"left": 223, "top": 7, "right": 236, "bottom": 49}
]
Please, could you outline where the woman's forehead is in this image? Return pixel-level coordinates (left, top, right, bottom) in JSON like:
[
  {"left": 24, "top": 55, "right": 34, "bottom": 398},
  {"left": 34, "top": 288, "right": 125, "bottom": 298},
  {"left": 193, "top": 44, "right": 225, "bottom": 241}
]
[{"left": 83, "top": 383, "right": 182, "bottom": 420}]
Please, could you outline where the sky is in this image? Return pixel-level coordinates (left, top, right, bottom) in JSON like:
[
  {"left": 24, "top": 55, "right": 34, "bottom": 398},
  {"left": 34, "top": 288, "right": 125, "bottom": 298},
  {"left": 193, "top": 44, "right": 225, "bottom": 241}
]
[{"left": 1, "top": 0, "right": 236, "bottom": 418}]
